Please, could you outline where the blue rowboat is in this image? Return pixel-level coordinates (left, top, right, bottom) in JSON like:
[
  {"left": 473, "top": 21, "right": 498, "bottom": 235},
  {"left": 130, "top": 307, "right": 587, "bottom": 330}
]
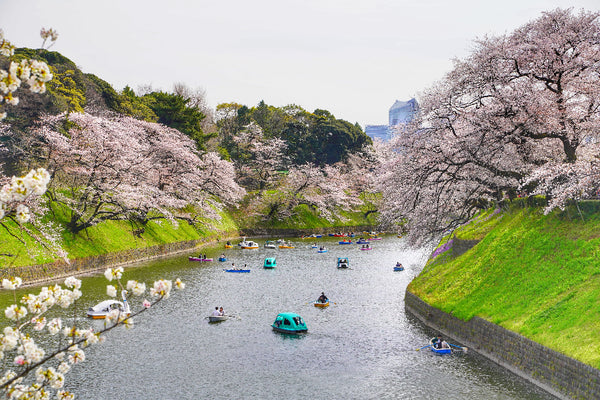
[
  {"left": 223, "top": 269, "right": 250, "bottom": 273},
  {"left": 430, "top": 338, "right": 452, "bottom": 354},
  {"left": 431, "top": 346, "right": 452, "bottom": 355}
]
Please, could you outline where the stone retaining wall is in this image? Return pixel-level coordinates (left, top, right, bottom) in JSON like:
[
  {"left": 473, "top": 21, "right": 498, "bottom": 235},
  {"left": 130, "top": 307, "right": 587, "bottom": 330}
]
[
  {"left": 0, "top": 239, "right": 208, "bottom": 286},
  {"left": 405, "top": 291, "right": 600, "bottom": 400}
]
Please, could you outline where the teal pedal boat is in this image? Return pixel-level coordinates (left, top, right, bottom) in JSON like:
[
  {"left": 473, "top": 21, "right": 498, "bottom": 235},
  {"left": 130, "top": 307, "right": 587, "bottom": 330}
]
[
  {"left": 272, "top": 312, "right": 307, "bottom": 334},
  {"left": 264, "top": 257, "right": 276, "bottom": 268}
]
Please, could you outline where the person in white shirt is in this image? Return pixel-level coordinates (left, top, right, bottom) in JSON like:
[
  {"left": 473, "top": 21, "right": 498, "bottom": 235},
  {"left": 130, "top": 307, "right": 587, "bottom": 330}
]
[{"left": 211, "top": 307, "right": 221, "bottom": 317}]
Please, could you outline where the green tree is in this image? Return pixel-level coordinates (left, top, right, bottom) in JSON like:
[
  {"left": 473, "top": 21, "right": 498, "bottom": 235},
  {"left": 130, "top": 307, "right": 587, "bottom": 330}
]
[{"left": 145, "top": 91, "right": 210, "bottom": 149}]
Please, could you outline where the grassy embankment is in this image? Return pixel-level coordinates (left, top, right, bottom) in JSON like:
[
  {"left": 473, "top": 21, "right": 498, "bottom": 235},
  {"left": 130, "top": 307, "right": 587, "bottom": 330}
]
[
  {"left": 0, "top": 205, "right": 239, "bottom": 268},
  {"left": 407, "top": 200, "right": 600, "bottom": 368},
  {"left": 239, "top": 204, "right": 379, "bottom": 230},
  {"left": 2, "top": 201, "right": 377, "bottom": 269}
]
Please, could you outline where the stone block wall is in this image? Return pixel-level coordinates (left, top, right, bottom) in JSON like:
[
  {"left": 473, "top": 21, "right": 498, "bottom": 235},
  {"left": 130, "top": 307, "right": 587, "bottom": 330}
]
[{"left": 405, "top": 291, "right": 600, "bottom": 400}]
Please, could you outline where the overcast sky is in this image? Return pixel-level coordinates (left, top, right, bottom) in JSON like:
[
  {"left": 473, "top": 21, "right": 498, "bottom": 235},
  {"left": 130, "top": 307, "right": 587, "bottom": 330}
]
[{"left": 1, "top": 0, "right": 599, "bottom": 127}]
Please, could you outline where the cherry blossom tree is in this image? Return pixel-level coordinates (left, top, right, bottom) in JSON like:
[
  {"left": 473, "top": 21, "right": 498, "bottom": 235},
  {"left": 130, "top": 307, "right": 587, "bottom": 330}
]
[
  {"left": 0, "top": 30, "right": 186, "bottom": 400},
  {"left": 28, "top": 112, "right": 244, "bottom": 234},
  {"left": 232, "top": 122, "right": 288, "bottom": 191},
  {"left": 378, "top": 8, "right": 600, "bottom": 242},
  {"left": 253, "top": 163, "right": 361, "bottom": 222}
]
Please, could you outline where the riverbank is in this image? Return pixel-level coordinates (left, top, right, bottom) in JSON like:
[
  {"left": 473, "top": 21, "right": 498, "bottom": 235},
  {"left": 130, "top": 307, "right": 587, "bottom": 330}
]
[
  {"left": 2, "top": 225, "right": 377, "bottom": 287},
  {"left": 406, "top": 201, "right": 600, "bottom": 400},
  {"left": 405, "top": 291, "right": 595, "bottom": 400}
]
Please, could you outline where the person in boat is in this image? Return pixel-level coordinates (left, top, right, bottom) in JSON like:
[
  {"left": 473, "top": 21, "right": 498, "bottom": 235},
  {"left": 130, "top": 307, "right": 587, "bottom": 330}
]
[
  {"left": 211, "top": 307, "right": 221, "bottom": 317},
  {"left": 318, "top": 292, "right": 328, "bottom": 303},
  {"left": 433, "top": 335, "right": 450, "bottom": 349},
  {"left": 220, "top": 253, "right": 225, "bottom": 258},
  {"left": 219, "top": 307, "right": 225, "bottom": 316},
  {"left": 226, "top": 241, "right": 231, "bottom": 246},
  {"left": 396, "top": 262, "right": 403, "bottom": 267}
]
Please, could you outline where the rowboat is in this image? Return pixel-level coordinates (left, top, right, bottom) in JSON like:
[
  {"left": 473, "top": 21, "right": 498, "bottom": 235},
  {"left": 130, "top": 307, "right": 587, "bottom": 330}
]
[
  {"left": 394, "top": 262, "right": 404, "bottom": 271},
  {"left": 431, "top": 346, "right": 452, "bottom": 355},
  {"left": 264, "top": 240, "right": 277, "bottom": 249},
  {"left": 224, "top": 244, "right": 233, "bottom": 248},
  {"left": 367, "top": 237, "right": 382, "bottom": 241},
  {"left": 272, "top": 312, "right": 307, "bottom": 334},
  {"left": 430, "top": 338, "right": 452, "bottom": 355},
  {"left": 208, "top": 315, "right": 228, "bottom": 323},
  {"left": 356, "top": 238, "right": 369, "bottom": 244},
  {"left": 314, "top": 300, "right": 329, "bottom": 308},
  {"left": 360, "top": 247, "right": 373, "bottom": 251},
  {"left": 338, "top": 240, "right": 352, "bottom": 245},
  {"left": 218, "top": 257, "right": 227, "bottom": 262},
  {"left": 279, "top": 242, "right": 294, "bottom": 249},
  {"left": 223, "top": 268, "right": 250, "bottom": 273},
  {"left": 189, "top": 257, "right": 213, "bottom": 262}
]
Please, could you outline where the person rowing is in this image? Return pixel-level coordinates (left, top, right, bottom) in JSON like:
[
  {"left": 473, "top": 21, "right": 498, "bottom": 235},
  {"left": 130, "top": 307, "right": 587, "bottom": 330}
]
[{"left": 317, "top": 292, "right": 328, "bottom": 303}]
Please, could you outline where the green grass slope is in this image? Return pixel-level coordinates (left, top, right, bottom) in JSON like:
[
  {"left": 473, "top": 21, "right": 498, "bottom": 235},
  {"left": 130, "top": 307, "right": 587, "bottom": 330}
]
[
  {"left": 0, "top": 209, "right": 239, "bottom": 268},
  {"left": 407, "top": 201, "right": 600, "bottom": 368}
]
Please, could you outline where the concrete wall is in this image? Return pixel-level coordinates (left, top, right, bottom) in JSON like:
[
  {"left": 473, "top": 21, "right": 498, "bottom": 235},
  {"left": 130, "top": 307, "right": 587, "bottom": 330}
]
[{"left": 405, "top": 291, "right": 600, "bottom": 400}]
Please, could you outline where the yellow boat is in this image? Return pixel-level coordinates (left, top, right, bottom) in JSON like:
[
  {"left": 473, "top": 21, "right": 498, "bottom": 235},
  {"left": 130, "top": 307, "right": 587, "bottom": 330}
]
[
  {"left": 279, "top": 244, "right": 294, "bottom": 249},
  {"left": 314, "top": 301, "right": 330, "bottom": 308}
]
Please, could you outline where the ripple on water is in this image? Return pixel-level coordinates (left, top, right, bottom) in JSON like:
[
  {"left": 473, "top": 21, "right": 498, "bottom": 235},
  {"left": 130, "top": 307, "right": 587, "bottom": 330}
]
[{"left": 44, "top": 236, "right": 559, "bottom": 399}]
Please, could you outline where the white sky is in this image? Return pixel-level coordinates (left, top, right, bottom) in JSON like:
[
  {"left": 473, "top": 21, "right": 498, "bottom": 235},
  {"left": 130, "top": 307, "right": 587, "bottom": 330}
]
[{"left": 1, "top": 0, "right": 599, "bottom": 127}]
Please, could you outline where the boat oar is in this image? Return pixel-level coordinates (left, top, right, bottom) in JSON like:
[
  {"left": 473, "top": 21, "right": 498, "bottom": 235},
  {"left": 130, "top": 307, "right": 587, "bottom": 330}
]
[
  {"left": 416, "top": 344, "right": 432, "bottom": 351},
  {"left": 448, "top": 343, "right": 468, "bottom": 353}
]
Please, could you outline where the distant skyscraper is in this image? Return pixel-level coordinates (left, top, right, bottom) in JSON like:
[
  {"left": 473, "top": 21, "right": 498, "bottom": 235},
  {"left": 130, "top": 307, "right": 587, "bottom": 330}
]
[
  {"left": 363, "top": 124, "right": 389, "bottom": 142},
  {"left": 389, "top": 98, "right": 419, "bottom": 126},
  {"left": 364, "top": 98, "right": 419, "bottom": 142}
]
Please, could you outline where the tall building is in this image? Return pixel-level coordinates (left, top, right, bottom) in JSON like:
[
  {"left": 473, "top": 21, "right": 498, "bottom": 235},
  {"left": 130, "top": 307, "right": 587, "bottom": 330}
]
[
  {"left": 365, "top": 98, "right": 419, "bottom": 142},
  {"left": 389, "top": 98, "right": 418, "bottom": 126},
  {"left": 363, "top": 124, "right": 389, "bottom": 142}
]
